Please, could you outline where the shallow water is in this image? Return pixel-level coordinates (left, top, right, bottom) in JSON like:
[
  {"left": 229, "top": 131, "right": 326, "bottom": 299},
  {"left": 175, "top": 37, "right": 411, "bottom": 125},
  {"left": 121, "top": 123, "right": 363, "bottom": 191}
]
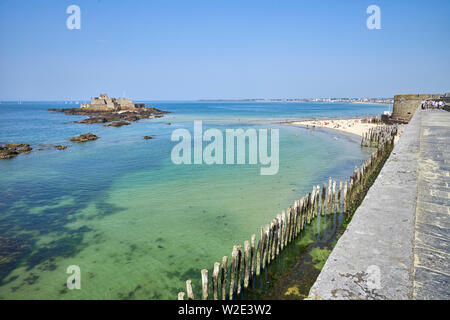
[
  {"left": 242, "top": 205, "right": 347, "bottom": 300},
  {"left": 0, "top": 101, "right": 386, "bottom": 299}
]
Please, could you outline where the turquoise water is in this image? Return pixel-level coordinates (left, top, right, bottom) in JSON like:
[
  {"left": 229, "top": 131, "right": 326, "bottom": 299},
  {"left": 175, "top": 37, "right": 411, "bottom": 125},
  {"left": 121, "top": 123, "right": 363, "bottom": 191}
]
[{"left": 0, "top": 101, "right": 386, "bottom": 299}]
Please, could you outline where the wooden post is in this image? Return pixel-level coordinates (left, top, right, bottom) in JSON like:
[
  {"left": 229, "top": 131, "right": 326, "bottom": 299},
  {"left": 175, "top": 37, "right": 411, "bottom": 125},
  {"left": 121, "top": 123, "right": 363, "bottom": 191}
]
[
  {"left": 332, "top": 180, "right": 336, "bottom": 213},
  {"left": 236, "top": 245, "right": 243, "bottom": 295},
  {"left": 348, "top": 177, "right": 354, "bottom": 216},
  {"left": 250, "top": 234, "right": 256, "bottom": 282},
  {"left": 315, "top": 185, "right": 320, "bottom": 217},
  {"left": 357, "top": 167, "right": 361, "bottom": 192},
  {"left": 360, "top": 165, "right": 364, "bottom": 187},
  {"left": 306, "top": 193, "right": 312, "bottom": 224},
  {"left": 311, "top": 185, "right": 320, "bottom": 218},
  {"left": 355, "top": 167, "right": 360, "bottom": 193},
  {"left": 357, "top": 167, "right": 362, "bottom": 186},
  {"left": 276, "top": 214, "right": 282, "bottom": 255},
  {"left": 255, "top": 237, "right": 262, "bottom": 277},
  {"left": 304, "top": 196, "right": 308, "bottom": 227},
  {"left": 201, "top": 269, "right": 208, "bottom": 300},
  {"left": 302, "top": 194, "right": 309, "bottom": 224},
  {"left": 212, "top": 262, "right": 220, "bottom": 300},
  {"left": 229, "top": 246, "right": 238, "bottom": 299},
  {"left": 260, "top": 226, "right": 266, "bottom": 269},
  {"left": 178, "top": 292, "right": 185, "bottom": 300},
  {"left": 290, "top": 205, "right": 296, "bottom": 241},
  {"left": 295, "top": 200, "right": 301, "bottom": 235},
  {"left": 311, "top": 185, "right": 316, "bottom": 218},
  {"left": 361, "top": 164, "right": 364, "bottom": 185},
  {"left": 321, "top": 183, "right": 326, "bottom": 216},
  {"left": 281, "top": 210, "right": 286, "bottom": 250},
  {"left": 289, "top": 206, "right": 295, "bottom": 241},
  {"left": 327, "top": 177, "right": 332, "bottom": 214},
  {"left": 244, "top": 241, "right": 250, "bottom": 289},
  {"left": 285, "top": 208, "right": 291, "bottom": 246},
  {"left": 276, "top": 217, "right": 281, "bottom": 253},
  {"left": 186, "top": 280, "right": 195, "bottom": 300},
  {"left": 304, "top": 195, "right": 309, "bottom": 224},
  {"left": 293, "top": 201, "right": 298, "bottom": 235},
  {"left": 297, "top": 199, "right": 302, "bottom": 232},
  {"left": 267, "top": 221, "right": 273, "bottom": 263},
  {"left": 271, "top": 219, "right": 277, "bottom": 261},
  {"left": 304, "top": 195, "right": 309, "bottom": 225},
  {"left": 298, "top": 198, "right": 303, "bottom": 231},
  {"left": 279, "top": 214, "right": 283, "bottom": 252},
  {"left": 338, "top": 180, "right": 343, "bottom": 209},
  {"left": 262, "top": 225, "right": 269, "bottom": 269},
  {"left": 300, "top": 198, "right": 305, "bottom": 231},
  {"left": 221, "top": 256, "right": 228, "bottom": 300},
  {"left": 291, "top": 205, "right": 297, "bottom": 240}
]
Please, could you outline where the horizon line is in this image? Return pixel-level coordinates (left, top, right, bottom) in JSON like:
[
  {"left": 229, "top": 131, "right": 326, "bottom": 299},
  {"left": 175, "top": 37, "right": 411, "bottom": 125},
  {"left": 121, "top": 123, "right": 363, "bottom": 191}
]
[{"left": 0, "top": 97, "right": 396, "bottom": 102}]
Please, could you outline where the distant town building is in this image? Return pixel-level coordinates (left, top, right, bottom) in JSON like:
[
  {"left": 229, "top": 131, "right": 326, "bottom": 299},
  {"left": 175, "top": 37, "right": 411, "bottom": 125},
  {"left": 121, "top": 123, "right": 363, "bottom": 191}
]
[{"left": 80, "top": 93, "right": 144, "bottom": 111}]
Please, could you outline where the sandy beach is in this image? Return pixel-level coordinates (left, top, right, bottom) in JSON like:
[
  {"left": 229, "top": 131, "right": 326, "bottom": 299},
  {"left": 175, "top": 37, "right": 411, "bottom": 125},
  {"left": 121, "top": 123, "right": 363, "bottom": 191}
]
[{"left": 285, "top": 118, "right": 381, "bottom": 137}]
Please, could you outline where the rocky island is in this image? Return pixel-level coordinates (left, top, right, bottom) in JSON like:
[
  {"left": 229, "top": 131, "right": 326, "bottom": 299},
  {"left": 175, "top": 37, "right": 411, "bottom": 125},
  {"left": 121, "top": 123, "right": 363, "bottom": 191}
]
[
  {"left": 70, "top": 133, "right": 99, "bottom": 142},
  {"left": 48, "top": 93, "right": 169, "bottom": 125},
  {"left": 2, "top": 94, "right": 165, "bottom": 160},
  {"left": 0, "top": 143, "right": 32, "bottom": 159}
]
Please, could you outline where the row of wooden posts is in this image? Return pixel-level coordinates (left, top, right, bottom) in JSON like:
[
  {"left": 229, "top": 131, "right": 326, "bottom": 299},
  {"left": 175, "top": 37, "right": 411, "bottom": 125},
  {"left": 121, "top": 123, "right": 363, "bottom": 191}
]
[
  {"left": 177, "top": 126, "right": 398, "bottom": 300},
  {"left": 361, "top": 125, "right": 398, "bottom": 148},
  {"left": 360, "top": 115, "right": 382, "bottom": 124}
]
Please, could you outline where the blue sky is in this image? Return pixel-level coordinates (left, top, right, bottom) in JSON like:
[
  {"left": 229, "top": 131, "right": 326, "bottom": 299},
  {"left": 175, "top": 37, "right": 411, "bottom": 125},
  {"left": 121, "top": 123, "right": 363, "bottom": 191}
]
[{"left": 0, "top": 0, "right": 449, "bottom": 100}]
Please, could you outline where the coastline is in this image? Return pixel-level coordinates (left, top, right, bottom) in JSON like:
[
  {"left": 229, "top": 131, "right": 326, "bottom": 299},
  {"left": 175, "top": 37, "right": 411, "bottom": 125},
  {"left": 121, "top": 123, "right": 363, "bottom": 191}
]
[
  {"left": 0, "top": 102, "right": 390, "bottom": 299},
  {"left": 283, "top": 118, "right": 382, "bottom": 137},
  {"left": 197, "top": 100, "right": 393, "bottom": 106},
  {"left": 349, "top": 101, "right": 392, "bottom": 106}
]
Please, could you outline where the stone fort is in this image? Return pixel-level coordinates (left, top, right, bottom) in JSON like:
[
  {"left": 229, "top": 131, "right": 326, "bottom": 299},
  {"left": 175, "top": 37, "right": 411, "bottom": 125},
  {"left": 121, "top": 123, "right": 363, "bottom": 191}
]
[
  {"left": 392, "top": 93, "right": 442, "bottom": 122},
  {"left": 80, "top": 94, "right": 144, "bottom": 111}
]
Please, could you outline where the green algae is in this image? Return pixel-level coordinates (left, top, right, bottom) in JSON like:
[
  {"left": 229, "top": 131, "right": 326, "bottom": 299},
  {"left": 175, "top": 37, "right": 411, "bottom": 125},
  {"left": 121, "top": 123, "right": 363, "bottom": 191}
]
[
  {"left": 310, "top": 247, "right": 332, "bottom": 270},
  {"left": 284, "top": 286, "right": 307, "bottom": 298}
]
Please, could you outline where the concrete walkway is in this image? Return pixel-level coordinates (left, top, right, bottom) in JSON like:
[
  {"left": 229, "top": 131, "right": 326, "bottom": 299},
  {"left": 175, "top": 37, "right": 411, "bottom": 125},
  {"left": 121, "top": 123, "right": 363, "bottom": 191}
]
[
  {"left": 308, "top": 109, "right": 449, "bottom": 300},
  {"left": 413, "top": 110, "right": 450, "bottom": 299}
]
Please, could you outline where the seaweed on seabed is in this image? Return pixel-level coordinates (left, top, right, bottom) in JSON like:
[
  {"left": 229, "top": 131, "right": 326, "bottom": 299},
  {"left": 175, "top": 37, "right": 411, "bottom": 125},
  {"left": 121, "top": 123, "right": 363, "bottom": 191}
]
[{"left": 0, "top": 236, "right": 31, "bottom": 285}]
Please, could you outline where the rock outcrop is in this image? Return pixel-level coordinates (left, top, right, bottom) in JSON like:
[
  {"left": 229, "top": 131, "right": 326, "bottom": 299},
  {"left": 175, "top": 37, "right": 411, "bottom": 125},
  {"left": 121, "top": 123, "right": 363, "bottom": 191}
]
[
  {"left": 76, "top": 117, "right": 109, "bottom": 124},
  {"left": 70, "top": 133, "right": 99, "bottom": 143},
  {"left": 48, "top": 107, "right": 169, "bottom": 126},
  {"left": 0, "top": 143, "right": 32, "bottom": 159},
  {"left": 104, "top": 121, "right": 131, "bottom": 127}
]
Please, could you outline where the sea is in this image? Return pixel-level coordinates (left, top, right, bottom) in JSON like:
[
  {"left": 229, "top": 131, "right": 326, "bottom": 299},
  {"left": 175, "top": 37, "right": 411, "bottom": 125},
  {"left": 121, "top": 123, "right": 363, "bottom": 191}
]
[{"left": 0, "top": 101, "right": 388, "bottom": 299}]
